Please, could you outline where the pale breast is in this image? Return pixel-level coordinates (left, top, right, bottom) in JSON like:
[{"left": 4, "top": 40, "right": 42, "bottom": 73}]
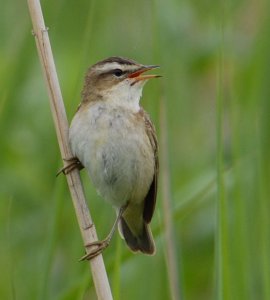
[{"left": 69, "top": 102, "right": 155, "bottom": 208}]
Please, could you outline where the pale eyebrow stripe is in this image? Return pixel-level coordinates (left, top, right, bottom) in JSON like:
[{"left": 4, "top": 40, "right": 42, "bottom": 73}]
[
  {"left": 95, "top": 62, "right": 122, "bottom": 72},
  {"left": 95, "top": 63, "right": 139, "bottom": 73}
]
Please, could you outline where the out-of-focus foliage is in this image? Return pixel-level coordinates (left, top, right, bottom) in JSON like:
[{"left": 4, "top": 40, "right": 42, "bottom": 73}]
[{"left": 1, "top": 0, "right": 270, "bottom": 299}]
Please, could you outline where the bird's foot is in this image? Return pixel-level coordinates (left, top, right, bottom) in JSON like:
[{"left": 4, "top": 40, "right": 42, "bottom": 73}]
[
  {"left": 80, "top": 238, "right": 110, "bottom": 261},
  {"left": 56, "top": 157, "right": 84, "bottom": 176},
  {"left": 79, "top": 205, "right": 127, "bottom": 260}
]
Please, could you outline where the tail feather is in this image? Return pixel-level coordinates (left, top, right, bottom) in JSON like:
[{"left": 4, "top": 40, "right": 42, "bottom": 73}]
[{"left": 119, "top": 217, "right": 155, "bottom": 255}]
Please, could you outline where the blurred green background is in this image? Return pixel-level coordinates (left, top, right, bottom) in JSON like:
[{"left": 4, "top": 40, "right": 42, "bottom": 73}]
[{"left": 1, "top": 0, "right": 270, "bottom": 299}]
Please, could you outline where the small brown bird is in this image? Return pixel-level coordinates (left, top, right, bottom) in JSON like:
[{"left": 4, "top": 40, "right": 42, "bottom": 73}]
[{"left": 66, "top": 56, "right": 159, "bottom": 259}]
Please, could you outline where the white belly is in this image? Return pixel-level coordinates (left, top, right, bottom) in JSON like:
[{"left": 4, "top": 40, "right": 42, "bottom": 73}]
[{"left": 69, "top": 103, "right": 154, "bottom": 208}]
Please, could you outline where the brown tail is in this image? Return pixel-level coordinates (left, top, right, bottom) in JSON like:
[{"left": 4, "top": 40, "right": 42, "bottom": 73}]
[{"left": 119, "top": 217, "right": 155, "bottom": 255}]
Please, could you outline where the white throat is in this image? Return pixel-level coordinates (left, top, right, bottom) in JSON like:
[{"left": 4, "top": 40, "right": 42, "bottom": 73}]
[{"left": 104, "top": 79, "right": 145, "bottom": 112}]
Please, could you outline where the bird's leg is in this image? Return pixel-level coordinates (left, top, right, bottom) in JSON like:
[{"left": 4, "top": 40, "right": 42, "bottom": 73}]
[
  {"left": 56, "top": 157, "right": 84, "bottom": 176},
  {"left": 80, "top": 205, "right": 127, "bottom": 261}
]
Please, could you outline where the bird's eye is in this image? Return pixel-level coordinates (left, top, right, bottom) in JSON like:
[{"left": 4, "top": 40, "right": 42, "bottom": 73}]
[{"left": 113, "top": 69, "right": 123, "bottom": 77}]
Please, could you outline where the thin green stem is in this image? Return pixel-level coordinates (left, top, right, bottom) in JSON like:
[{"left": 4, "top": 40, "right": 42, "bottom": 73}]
[{"left": 215, "top": 2, "right": 230, "bottom": 299}]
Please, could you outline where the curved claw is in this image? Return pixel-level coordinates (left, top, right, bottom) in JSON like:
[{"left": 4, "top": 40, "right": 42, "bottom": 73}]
[
  {"left": 79, "top": 205, "right": 127, "bottom": 261},
  {"left": 56, "top": 157, "right": 84, "bottom": 176},
  {"left": 80, "top": 240, "right": 110, "bottom": 261}
]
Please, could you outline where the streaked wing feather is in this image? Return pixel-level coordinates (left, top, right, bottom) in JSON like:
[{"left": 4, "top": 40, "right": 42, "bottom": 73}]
[{"left": 141, "top": 109, "right": 159, "bottom": 223}]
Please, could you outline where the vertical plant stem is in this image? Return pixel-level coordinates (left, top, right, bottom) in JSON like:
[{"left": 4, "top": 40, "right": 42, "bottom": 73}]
[
  {"left": 215, "top": 2, "right": 229, "bottom": 299},
  {"left": 160, "top": 93, "right": 181, "bottom": 300},
  {"left": 256, "top": 5, "right": 270, "bottom": 296},
  {"left": 150, "top": 0, "right": 181, "bottom": 297},
  {"left": 27, "top": 1, "right": 112, "bottom": 299}
]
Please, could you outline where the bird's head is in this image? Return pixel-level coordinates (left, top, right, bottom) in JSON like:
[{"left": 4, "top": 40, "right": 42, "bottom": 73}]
[{"left": 81, "top": 56, "right": 160, "bottom": 111}]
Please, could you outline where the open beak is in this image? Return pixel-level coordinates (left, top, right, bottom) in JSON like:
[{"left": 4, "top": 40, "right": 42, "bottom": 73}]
[{"left": 128, "top": 65, "right": 161, "bottom": 83}]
